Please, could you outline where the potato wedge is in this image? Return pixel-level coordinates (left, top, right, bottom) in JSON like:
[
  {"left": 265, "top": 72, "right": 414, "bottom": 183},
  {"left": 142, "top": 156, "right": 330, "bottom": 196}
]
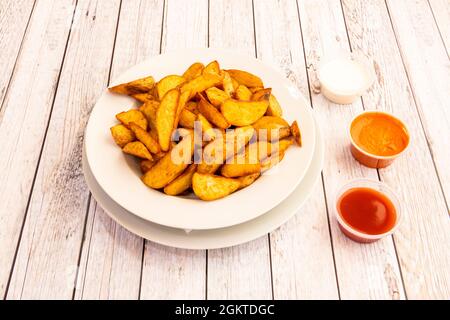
[
  {"left": 116, "top": 109, "right": 147, "bottom": 130},
  {"left": 132, "top": 92, "right": 154, "bottom": 103},
  {"left": 183, "top": 62, "right": 204, "bottom": 80},
  {"left": 221, "top": 98, "right": 268, "bottom": 126},
  {"left": 290, "top": 120, "right": 302, "bottom": 146},
  {"left": 221, "top": 142, "right": 263, "bottom": 178},
  {"left": 139, "top": 101, "right": 159, "bottom": 124},
  {"left": 129, "top": 122, "right": 161, "bottom": 154},
  {"left": 251, "top": 88, "right": 272, "bottom": 101},
  {"left": 237, "top": 173, "right": 260, "bottom": 189},
  {"left": 179, "top": 109, "right": 197, "bottom": 129},
  {"left": 140, "top": 159, "right": 155, "bottom": 173},
  {"left": 123, "top": 141, "right": 153, "bottom": 160},
  {"left": 185, "top": 101, "right": 199, "bottom": 114},
  {"left": 198, "top": 95, "right": 230, "bottom": 129},
  {"left": 197, "top": 113, "right": 216, "bottom": 140},
  {"left": 109, "top": 76, "right": 155, "bottom": 95},
  {"left": 260, "top": 138, "right": 294, "bottom": 172},
  {"left": 205, "top": 87, "right": 229, "bottom": 107},
  {"left": 174, "top": 90, "right": 191, "bottom": 129},
  {"left": 249, "top": 86, "right": 264, "bottom": 93},
  {"left": 110, "top": 124, "right": 135, "bottom": 147},
  {"left": 156, "top": 75, "right": 186, "bottom": 100},
  {"left": 180, "top": 73, "right": 223, "bottom": 98},
  {"left": 235, "top": 85, "right": 252, "bottom": 100},
  {"left": 253, "top": 116, "right": 291, "bottom": 141},
  {"left": 142, "top": 134, "right": 194, "bottom": 189},
  {"left": 226, "top": 69, "right": 263, "bottom": 87},
  {"left": 163, "top": 164, "right": 197, "bottom": 195},
  {"left": 267, "top": 94, "right": 283, "bottom": 117},
  {"left": 230, "top": 77, "right": 240, "bottom": 91},
  {"left": 202, "top": 60, "right": 220, "bottom": 75},
  {"left": 222, "top": 71, "right": 235, "bottom": 97},
  {"left": 156, "top": 89, "right": 180, "bottom": 151},
  {"left": 192, "top": 173, "right": 241, "bottom": 201}
]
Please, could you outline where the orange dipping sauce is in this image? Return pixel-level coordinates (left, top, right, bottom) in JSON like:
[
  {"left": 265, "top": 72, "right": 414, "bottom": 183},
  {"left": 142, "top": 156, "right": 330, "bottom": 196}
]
[
  {"left": 350, "top": 112, "right": 409, "bottom": 157},
  {"left": 337, "top": 187, "right": 397, "bottom": 235}
]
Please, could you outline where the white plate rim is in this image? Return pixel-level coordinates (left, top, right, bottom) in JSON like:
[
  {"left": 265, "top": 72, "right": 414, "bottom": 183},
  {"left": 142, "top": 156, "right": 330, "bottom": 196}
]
[
  {"left": 84, "top": 48, "right": 316, "bottom": 230},
  {"left": 82, "top": 120, "right": 324, "bottom": 249}
]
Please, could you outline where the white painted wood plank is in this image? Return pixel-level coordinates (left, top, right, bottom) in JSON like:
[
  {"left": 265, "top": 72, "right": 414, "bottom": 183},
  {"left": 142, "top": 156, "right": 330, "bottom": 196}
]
[
  {"left": 75, "top": 0, "right": 164, "bottom": 300},
  {"left": 428, "top": 0, "right": 450, "bottom": 56},
  {"left": 0, "top": 0, "right": 35, "bottom": 108},
  {"left": 7, "top": 0, "right": 121, "bottom": 299},
  {"left": 298, "top": 0, "right": 406, "bottom": 300},
  {"left": 344, "top": 0, "right": 450, "bottom": 299},
  {"left": 206, "top": 0, "right": 272, "bottom": 300},
  {"left": 0, "top": 0, "right": 76, "bottom": 298},
  {"left": 253, "top": 0, "right": 338, "bottom": 300},
  {"left": 139, "top": 0, "right": 208, "bottom": 300}
]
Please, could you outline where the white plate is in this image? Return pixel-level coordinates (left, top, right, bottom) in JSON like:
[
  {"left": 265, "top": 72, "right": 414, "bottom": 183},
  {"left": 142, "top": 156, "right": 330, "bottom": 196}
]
[
  {"left": 84, "top": 48, "right": 316, "bottom": 230},
  {"left": 82, "top": 120, "right": 323, "bottom": 249}
]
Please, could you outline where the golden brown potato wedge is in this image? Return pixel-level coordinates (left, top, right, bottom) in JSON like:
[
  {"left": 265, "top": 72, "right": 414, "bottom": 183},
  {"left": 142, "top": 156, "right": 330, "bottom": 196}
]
[
  {"left": 129, "top": 122, "right": 161, "bottom": 154},
  {"left": 156, "top": 89, "right": 180, "bottom": 151},
  {"left": 184, "top": 101, "right": 199, "bottom": 114},
  {"left": 251, "top": 88, "right": 272, "bottom": 101},
  {"left": 205, "top": 87, "right": 229, "bottom": 107},
  {"left": 156, "top": 75, "right": 186, "bottom": 100},
  {"left": 221, "top": 158, "right": 261, "bottom": 178},
  {"left": 267, "top": 94, "right": 283, "bottom": 117},
  {"left": 202, "top": 60, "right": 220, "bottom": 75},
  {"left": 230, "top": 77, "right": 240, "bottom": 91},
  {"left": 192, "top": 173, "right": 242, "bottom": 201},
  {"left": 116, "top": 109, "right": 148, "bottom": 130},
  {"left": 260, "top": 138, "right": 294, "bottom": 172},
  {"left": 197, "top": 113, "right": 216, "bottom": 140},
  {"left": 142, "top": 134, "right": 194, "bottom": 189},
  {"left": 198, "top": 95, "right": 230, "bottom": 129},
  {"left": 221, "top": 98, "right": 268, "bottom": 126},
  {"left": 174, "top": 90, "right": 191, "bottom": 129},
  {"left": 132, "top": 92, "right": 154, "bottom": 103},
  {"left": 180, "top": 73, "right": 223, "bottom": 98},
  {"left": 235, "top": 85, "right": 252, "bottom": 100},
  {"left": 123, "top": 141, "right": 153, "bottom": 160},
  {"left": 290, "top": 120, "right": 302, "bottom": 146},
  {"left": 140, "top": 159, "right": 155, "bottom": 173},
  {"left": 222, "top": 71, "right": 235, "bottom": 97},
  {"left": 182, "top": 62, "right": 204, "bottom": 80},
  {"left": 110, "top": 124, "right": 135, "bottom": 147},
  {"left": 109, "top": 76, "right": 155, "bottom": 95},
  {"left": 226, "top": 69, "right": 263, "bottom": 87},
  {"left": 237, "top": 173, "right": 260, "bottom": 189},
  {"left": 249, "top": 86, "right": 264, "bottom": 93},
  {"left": 253, "top": 116, "right": 291, "bottom": 141},
  {"left": 179, "top": 109, "right": 197, "bottom": 129},
  {"left": 163, "top": 164, "right": 197, "bottom": 195}
]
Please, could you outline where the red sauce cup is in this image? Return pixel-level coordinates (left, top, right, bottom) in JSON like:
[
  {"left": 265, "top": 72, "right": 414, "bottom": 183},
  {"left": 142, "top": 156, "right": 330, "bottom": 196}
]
[
  {"left": 334, "top": 179, "right": 402, "bottom": 243},
  {"left": 349, "top": 111, "right": 410, "bottom": 168}
]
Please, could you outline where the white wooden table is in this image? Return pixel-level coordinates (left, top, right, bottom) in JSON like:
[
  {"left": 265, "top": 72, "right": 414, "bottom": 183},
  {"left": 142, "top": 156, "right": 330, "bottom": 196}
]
[{"left": 0, "top": 0, "right": 449, "bottom": 300}]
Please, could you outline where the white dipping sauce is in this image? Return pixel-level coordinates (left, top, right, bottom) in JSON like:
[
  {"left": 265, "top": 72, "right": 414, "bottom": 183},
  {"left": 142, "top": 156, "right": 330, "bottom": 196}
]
[{"left": 319, "top": 58, "right": 369, "bottom": 94}]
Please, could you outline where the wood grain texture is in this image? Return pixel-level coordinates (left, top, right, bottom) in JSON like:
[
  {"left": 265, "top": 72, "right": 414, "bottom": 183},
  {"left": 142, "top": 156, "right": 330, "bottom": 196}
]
[
  {"left": 428, "top": 0, "right": 450, "bottom": 56},
  {"left": 0, "top": 0, "right": 76, "bottom": 298},
  {"left": 344, "top": 0, "right": 450, "bottom": 299},
  {"left": 206, "top": 0, "right": 272, "bottom": 300},
  {"left": 0, "top": 0, "right": 35, "bottom": 110},
  {"left": 75, "top": 0, "right": 164, "bottom": 300},
  {"left": 298, "top": 0, "right": 405, "bottom": 300},
  {"left": 139, "top": 0, "right": 208, "bottom": 300},
  {"left": 7, "top": 0, "right": 121, "bottom": 299},
  {"left": 253, "top": 0, "right": 339, "bottom": 300}
]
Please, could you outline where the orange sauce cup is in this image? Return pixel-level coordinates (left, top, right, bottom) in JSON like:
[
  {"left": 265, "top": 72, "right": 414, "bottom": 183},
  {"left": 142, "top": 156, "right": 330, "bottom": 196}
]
[{"left": 349, "top": 111, "right": 410, "bottom": 168}]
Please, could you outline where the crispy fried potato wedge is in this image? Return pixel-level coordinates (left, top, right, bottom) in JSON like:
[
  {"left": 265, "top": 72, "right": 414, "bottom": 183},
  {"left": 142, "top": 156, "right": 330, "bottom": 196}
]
[
  {"left": 230, "top": 77, "right": 240, "bottom": 91},
  {"left": 142, "top": 134, "right": 194, "bottom": 189},
  {"left": 237, "top": 173, "right": 260, "bottom": 189},
  {"left": 221, "top": 99, "right": 268, "bottom": 126},
  {"left": 156, "top": 89, "right": 180, "bottom": 151},
  {"left": 198, "top": 95, "right": 230, "bottom": 129},
  {"left": 220, "top": 141, "right": 266, "bottom": 178},
  {"left": 235, "top": 85, "right": 252, "bottom": 100},
  {"left": 192, "top": 173, "right": 241, "bottom": 201},
  {"left": 260, "top": 138, "right": 294, "bottom": 172},
  {"left": 139, "top": 101, "right": 159, "bottom": 124},
  {"left": 222, "top": 71, "right": 235, "bottom": 97},
  {"left": 290, "top": 120, "right": 302, "bottom": 146},
  {"left": 140, "top": 159, "right": 155, "bottom": 173},
  {"left": 197, "top": 113, "right": 216, "bottom": 140},
  {"left": 116, "top": 109, "right": 147, "bottom": 130},
  {"left": 253, "top": 116, "right": 291, "bottom": 141},
  {"left": 253, "top": 115, "right": 289, "bottom": 128},
  {"left": 202, "top": 60, "right": 220, "bottom": 75},
  {"left": 156, "top": 75, "right": 186, "bottom": 100},
  {"left": 163, "top": 164, "right": 197, "bottom": 195},
  {"left": 180, "top": 73, "right": 223, "bottom": 98},
  {"left": 174, "top": 90, "right": 191, "bottom": 129},
  {"left": 110, "top": 124, "right": 135, "bottom": 147},
  {"left": 123, "top": 141, "right": 153, "bottom": 160},
  {"left": 267, "top": 94, "right": 283, "bottom": 117},
  {"left": 109, "top": 76, "right": 155, "bottom": 95},
  {"left": 252, "top": 88, "right": 272, "bottom": 101},
  {"left": 185, "top": 101, "right": 199, "bottom": 114},
  {"left": 249, "top": 86, "right": 264, "bottom": 93},
  {"left": 226, "top": 69, "right": 263, "bottom": 87},
  {"left": 179, "top": 109, "right": 197, "bottom": 129},
  {"left": 183, "top": 62, "right": 204, "bottom": 80},
  {"left": 129, "top": 122, "right": 161, "bottom": 154},
  {"left": 132, "top": 92, "right": 154, "bottom": 103},
  {"left": 205, "top": 87, "right": 229, "bottom": 107},
  {"left": 221, "top": 159, "right": 261, "bottom": 178}
]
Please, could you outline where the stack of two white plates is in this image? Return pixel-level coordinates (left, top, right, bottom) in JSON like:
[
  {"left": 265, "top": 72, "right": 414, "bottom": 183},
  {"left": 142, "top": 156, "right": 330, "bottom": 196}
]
[{"left": 83, "top": 49, "right": 324, "bottom": 249}]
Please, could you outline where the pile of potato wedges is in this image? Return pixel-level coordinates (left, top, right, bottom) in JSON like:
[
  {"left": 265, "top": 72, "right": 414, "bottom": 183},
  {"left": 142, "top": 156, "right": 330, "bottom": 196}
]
[{"left": 109, "top": 60, "right": 301, "bottom": 201}]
